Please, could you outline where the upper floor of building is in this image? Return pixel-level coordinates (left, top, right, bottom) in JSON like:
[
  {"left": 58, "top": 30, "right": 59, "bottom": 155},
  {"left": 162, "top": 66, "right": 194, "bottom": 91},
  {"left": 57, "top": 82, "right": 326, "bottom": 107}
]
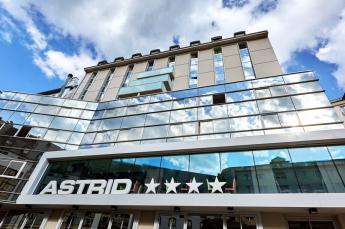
[{"left": 74, "top": 31, "right": 283, "bottom": 102}]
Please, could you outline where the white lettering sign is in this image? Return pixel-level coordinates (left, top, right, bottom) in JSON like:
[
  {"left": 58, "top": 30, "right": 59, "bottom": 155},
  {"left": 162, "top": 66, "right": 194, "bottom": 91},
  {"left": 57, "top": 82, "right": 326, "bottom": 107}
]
[{"left": 39, "top": 179, "right": 132, "bottom": 195}]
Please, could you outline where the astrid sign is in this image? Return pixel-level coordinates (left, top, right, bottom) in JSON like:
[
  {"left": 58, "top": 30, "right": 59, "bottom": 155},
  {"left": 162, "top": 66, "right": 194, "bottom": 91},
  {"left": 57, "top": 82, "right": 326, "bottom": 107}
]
[{"left": 39, "top": 177, "right": 229, "bottom": 195}]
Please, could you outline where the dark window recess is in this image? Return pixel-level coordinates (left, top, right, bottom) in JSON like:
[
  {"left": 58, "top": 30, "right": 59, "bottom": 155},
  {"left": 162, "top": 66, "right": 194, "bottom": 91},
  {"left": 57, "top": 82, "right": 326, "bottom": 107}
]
[
  {"left": 239, "top": 43, "right": 248, "bottom": 50},
  {"left": 191, "top": 53, "right": 198, "bottom": 58},
  {"left": 16, "top": 126, "right": 32, "bottom": 137},
  {"left": 213, "top": 93, "right": 226, "bottom": 104},
  {"left": 214, "top": 48, "right": 222, "bottom": 54}
]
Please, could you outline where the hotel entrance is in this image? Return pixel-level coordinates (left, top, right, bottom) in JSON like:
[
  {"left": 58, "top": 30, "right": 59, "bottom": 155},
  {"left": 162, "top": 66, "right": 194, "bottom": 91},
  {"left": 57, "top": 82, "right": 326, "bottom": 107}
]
[{"left": 157, "top": 213, "right": 258, "bottom": 229}]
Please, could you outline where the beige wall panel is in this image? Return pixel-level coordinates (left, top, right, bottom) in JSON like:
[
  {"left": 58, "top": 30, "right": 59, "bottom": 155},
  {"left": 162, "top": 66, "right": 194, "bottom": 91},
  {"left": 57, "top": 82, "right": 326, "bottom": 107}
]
[
  {"left": 261, "top": 213, "right": 288, "bottom": 229},
  {"left": 102, "top": 87, "right": 119, "bottom": 101},
  {"left": 83, "top": 91, "right": 98, "bottom": 101},
  {"left": 198, "top": 59, "right": 214, "bottom": 74},
  {"left": 133, "top": 62, "right": 148, "bottom": 73},
  {"left": 96, "top": 69, "right": 110, "bottom": 81},
  {"left": 108, "top": 76, "right": 124, "bottom": 88},
  {"left": 138, "top": 211, "right": 156, "bottom": 229},
  {"left": 88, "top": 79, "right": 103, "bottom": 92},
  {"left": 250, "top": 49, "right": 278, "bottom": 65},
  {"left": 44, "top": 210, "right": 62, "bottom": 229},
  {"left": 224, "top": 67, "right": 245, "bottom": 83},
  {"left": 198, "top": 49, "right": 213, "bottom": 61},
  {"left": 247, "top": 38, "right": 272, "bottom": 51},
  {"left": 223, "top": 54, "right": 242, "bottom": 69},
  {"left": 114, "top": 66, "right": 128, "bottom": 77},
  {"left": 174, "top": 63, "right": 189, "bottom": 78},
  {"left": 253, "top": 61, "right": 284, "bottom": 78},
  {"left": 175, "top": 53, "right": 190, "bottom": 65},
  {"left": 154, "top": 57, "right": 168, "bottom": 69},
  {"left": 198, "top": 71, "right": 215, "bottom": 87},
  {"left": 222, "top": 44, "right": 239, "bottom": 56},
  {"left": 73, "top": 73, "right": 92, "bottom": 99},
  {"left": 173, "top": 76, "right": 189, "bottom": 90}
]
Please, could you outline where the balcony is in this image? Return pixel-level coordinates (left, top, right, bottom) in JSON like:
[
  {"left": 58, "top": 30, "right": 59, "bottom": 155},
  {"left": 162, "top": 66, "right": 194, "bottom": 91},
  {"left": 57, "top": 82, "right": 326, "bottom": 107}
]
[{"left": 118, "top": 67, "right": 174, "bottom": 98}]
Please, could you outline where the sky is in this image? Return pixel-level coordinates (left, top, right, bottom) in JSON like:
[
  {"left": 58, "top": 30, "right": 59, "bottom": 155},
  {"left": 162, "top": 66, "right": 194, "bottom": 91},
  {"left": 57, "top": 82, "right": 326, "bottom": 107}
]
[{"left": 0, "top": 0, "right": 345, "bottom": 100}]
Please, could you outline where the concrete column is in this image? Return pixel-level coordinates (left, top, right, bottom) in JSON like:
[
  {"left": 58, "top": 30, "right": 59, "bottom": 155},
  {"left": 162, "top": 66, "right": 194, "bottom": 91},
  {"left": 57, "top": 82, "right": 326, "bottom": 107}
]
[
  {"left": 138, "top": 211, "right": 156, "bottom": 229},
  {"left": 337, "top": 214, "right": 345, "bottom": 229},
  {"left": 44, "top": 210, "right": 62, "bottom": 229},
  {"left": 261, "top": 212, "right": 288, "bottom": 229}
]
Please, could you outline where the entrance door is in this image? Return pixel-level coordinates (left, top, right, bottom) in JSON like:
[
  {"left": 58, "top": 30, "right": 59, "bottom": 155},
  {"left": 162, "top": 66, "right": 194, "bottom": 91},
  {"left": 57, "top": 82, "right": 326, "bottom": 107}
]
[
  {"left": 76, "top": 212, "right": 133, "bottom": 229},
  {"left": 157, "top": 213, "right": 258, "bottom": 229}
]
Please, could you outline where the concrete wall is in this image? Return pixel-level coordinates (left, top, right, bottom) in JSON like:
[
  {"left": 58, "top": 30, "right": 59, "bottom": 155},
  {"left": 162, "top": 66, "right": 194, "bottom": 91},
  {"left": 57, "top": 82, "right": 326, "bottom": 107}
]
[
  {"left": 73, "top": 72, "right": 93, "bottom": 100},
  {"left": 75, "top": 37, "right": 283, "bottom": 101},
  {"left": 247, "top": 38, "right": 283, "bottom": 78},
  {"left": 173, "top": 53, "right": 190, "bottom": 90},
  {"left": 138, "top": 211, "right": 155, "bottom": 229}
]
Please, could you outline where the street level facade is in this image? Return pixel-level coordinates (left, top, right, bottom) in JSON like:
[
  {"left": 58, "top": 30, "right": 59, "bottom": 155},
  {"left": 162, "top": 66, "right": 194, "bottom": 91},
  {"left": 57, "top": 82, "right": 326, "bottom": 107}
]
[{"left": 0, "top": 31, "right": 345, "bottom": 228}]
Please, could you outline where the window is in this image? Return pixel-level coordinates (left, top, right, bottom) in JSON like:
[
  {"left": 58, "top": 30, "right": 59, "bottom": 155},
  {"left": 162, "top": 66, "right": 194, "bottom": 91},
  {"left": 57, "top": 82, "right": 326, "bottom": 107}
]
[
  {"left": 168, "top": 56, "right": 175, "bottom": 70},
  {"left": 122, "top": 65, "right": 134, "bottom": 87},
  {"left": 213, "top": 93, "right": 225, "bottom": 104},
  {"left": 189, "top": 53, "right": 198, "bottom": 88},
  {"left": 0, "top": 160, "right": 26, "bottom": 178},
  {"left": 80, "top": 72, "right": 97, "bottom": 100},
  {"left": 96, "top": 68, "right": 115, "bottom": 102},
  {"left": 146, "top": 60, "right": 154, "bottom": 71},
  {"left": 239, "top": 43, "right": 255, "bottom": 80},
  {"left": 214, "top": 48, "right": 225, "bottom": 84}
]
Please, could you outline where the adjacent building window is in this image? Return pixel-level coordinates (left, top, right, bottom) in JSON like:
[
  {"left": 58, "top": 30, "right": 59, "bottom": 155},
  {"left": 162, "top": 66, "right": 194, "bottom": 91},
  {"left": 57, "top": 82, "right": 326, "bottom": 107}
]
[
  {"left": 239, "top": 43, "right": 255, "bottom": 80},
  {"left": 96, "top": 68, "right": 115, "bottom": 102},
  {"left": 80, "top": 72, "right": 97, "bottom": 100},
  {"left": 214, "top": 48, "right": 225, "bottom": 84},
  {"left": 122, "top": 65, "right": 134, "bottom": 87},
  {"left": 189, "top": 53, "right": 198, "bottom": 88},
  {"left": 146, "top": 60, "right": 154, "bottom": 71}
]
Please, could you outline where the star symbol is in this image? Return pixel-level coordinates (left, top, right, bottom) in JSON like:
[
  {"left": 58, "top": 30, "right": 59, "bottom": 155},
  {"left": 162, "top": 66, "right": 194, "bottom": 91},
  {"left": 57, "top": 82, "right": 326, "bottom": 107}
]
[
  {"left": 186, "top": 177, "right": 203, "bottom": 193},
  {"left": 209, "top": 177, "right": 226, "bottom": 193},
  {"left": 165, "top": 177, "right": 181, "bottom": 193},
  {"left": 145, "top": 178, "right": 160, "bottom": 194}
]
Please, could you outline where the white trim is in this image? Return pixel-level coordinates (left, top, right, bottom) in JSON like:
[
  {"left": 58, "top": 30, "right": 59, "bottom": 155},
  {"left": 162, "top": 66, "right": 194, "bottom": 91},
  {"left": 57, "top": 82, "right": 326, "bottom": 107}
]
[{"left": 0, "top": 160, "right": 26, "bottom": 179}]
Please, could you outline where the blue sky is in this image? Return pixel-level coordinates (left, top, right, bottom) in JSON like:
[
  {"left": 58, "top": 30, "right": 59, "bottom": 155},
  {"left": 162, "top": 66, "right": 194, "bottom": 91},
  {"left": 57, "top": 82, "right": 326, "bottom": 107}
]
[{"left": 0, "top": 0, "right": 345, "bottom": 100}]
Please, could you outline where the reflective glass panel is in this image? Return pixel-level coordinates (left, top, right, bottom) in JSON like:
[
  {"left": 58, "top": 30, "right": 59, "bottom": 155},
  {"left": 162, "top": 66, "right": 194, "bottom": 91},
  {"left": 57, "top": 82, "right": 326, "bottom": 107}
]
[
  {"left": 297, "top": 108, "right": 341, "bottom": 125},
  {"left": 145, "top": 112, "right": 170, "bottom": 125},
  {"left": 17, "top": 103, "right": 37, "bottom": 112},
  {"left": 220, "top": 151, "right": 259, "bottom": 193},
  {"left": 142, "top": 125, "right": 168, "bottom": 139},
  {"left": 278, "top": 112, "right": 300, "bottom": 127},
  {"left": 25, "top": 114, "right": 53, "bottom": 127},
  {"left": 226, "top": 90, "right": 255, "bottom": 103},
  {"left": 9, "top": 112, "right": 29, "bottom": 125},
  {"left": 283, "top": 72, "right": 315, "bottom": 83},
  {"left": 50, "top": 117, "right": 78, "bottom": 131},
  {"left": 68, "top": 132, "right": 84, "bottom": 145},
  {"left": 328, "top": 146, "right": 345, "bottom": 184},
  {"left": 170, "top": 108, "right": 197, "bottom": 123},
  {"left": 289, "top": 147, "right": 345, "bottom": 193},
  {"left": 198, "top": 105, "right": 228, "bottom": 120},
  {"left": 189, "top": 153, "right": 220, "bottom": 193},
  {"left": 133, "top": 156, "right": 161, "bottom": 193},
  {"left": 122, "top": 115, "right": 146, "bottom": 128},
  {"left": 160, "top": 155, "right": 189, "bottom": 193},
  {"left": 99, "top": 118, "right": 122, "bottom": 130},
  {"left": 34, "top": 105, "right": 59, "bottom": 115},
  {"left": 117, "top": 128, "right": 143, "bottom": 141},
  {"left": 225, "top": 81, "right": 252, "bottom": 92},
  {"left": 228, "top": 101, "right": 258, "bottom": 117},
  {"left": 94, "top": 130, "right": 119, "bottom": 143},
  {"left": 229, "top": 116, "right": 262, "bottom": 131},
  {"left": 257, "top": 97, "right": 294, "bottom": 113},
  {"left": 291, "top": 93, "right": 330, "bottom": 109},
  {"left": 254, "top": 149, "right": 300, "bottom": 193},
  {"left": 285, "top": 81, "right": 322, "bottom": 94},
  {"left": 148, "top": 101, "right": 172, "bottom": 112},
  {"left": 262, "top": 114, "right": 281, "bottom": 128}
]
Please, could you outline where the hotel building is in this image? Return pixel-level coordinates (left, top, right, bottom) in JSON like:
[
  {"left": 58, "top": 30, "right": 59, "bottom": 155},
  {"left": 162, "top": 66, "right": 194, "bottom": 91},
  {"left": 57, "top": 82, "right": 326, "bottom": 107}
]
[{"left": 0, "top": 30, "right": 345, "bottom": 229}]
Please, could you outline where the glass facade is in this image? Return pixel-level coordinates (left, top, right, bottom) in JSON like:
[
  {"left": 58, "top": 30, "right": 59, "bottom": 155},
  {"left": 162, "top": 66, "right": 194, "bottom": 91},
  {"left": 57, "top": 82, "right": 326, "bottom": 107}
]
[
  {"left": 189, "top": 53, "right": 198, "bottom": 88},
  {"left": 0, "top": 72, "right": 342, "bottom": 150},
  {"left": 36, "top": 145, "right": 345, "bottom": 194}
]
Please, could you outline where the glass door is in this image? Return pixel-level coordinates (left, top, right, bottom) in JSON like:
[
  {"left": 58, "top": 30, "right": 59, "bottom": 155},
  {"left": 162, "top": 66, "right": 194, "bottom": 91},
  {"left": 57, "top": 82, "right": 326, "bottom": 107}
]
[
  {"left": 0, "top": 211, "right": 46, "bottom": 229},
  {"left": 288, "top": 220, "right": 337, "bottom": 229}
]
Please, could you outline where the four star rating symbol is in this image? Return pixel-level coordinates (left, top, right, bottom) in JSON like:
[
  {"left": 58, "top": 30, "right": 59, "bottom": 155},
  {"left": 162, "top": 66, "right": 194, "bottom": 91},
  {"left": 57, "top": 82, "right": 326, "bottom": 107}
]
[{"left": 144, "top": 177, "right": 228, "bottom": 194}]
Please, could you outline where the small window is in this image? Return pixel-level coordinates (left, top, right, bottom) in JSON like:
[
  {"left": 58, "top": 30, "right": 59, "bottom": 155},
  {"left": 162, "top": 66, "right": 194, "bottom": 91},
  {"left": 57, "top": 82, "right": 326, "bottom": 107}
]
[
  {"left": 16, "top": 125, "right": 32, "bottom": 137},
  {"left": 213, "top": 93, "right": 226, "bottom": 104},
  {"left": 239, "top": 43, "right": 247, "bottom": 49},
  {"left": 214, "top": 47, "right": 222, "bottom": 54},
  {"left": 191, "top": 52, "right": 198, "bottom": 58},
  {"left": 0, "top": 160, "right": 26, "bottom": 178},
  {"left": 146, "top": 61, "right": 154, "bottom": 71}
]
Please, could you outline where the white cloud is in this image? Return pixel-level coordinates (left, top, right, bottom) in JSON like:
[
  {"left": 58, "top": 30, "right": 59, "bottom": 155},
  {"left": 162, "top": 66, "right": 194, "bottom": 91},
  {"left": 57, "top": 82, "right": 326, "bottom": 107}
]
[
  {"left": 0, "top": 0, "right": 345, "bottom": 90},
  {"left": 33, "top": 49, "right": 96, "bottom": 80}
]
